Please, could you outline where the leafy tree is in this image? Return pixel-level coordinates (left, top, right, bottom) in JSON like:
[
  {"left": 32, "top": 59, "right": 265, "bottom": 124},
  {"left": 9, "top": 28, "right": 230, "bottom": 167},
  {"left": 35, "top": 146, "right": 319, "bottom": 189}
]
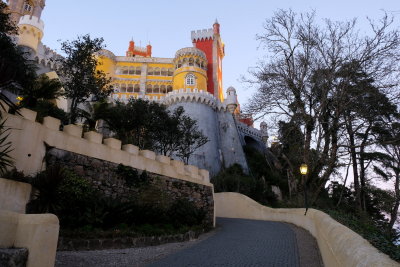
[
  {"left": 94, "top": 98, "right": 168, "bottom": 149},
  {"left": 151, "top": 106, "right": 184, "bottom": 156},
  {"left": 58, "top": 34, "right": 113, "bottom": 123},
  {"left": 176, "top": 114, "right": 209, "bottom": 164},
  {"left": 19, "top": 74, "right": 63, "bottom": 108},
  {"left": 371, "top": 119, "right": 400, "bottom": 233}
]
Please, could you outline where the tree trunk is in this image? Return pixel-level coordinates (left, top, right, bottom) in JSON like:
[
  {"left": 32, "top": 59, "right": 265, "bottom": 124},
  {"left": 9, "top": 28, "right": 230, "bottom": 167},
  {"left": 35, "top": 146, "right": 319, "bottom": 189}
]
[
  {"left": 346, "top": 117, "right": 362, "bottom": 212},
  {"left": 389, "top": 169, "right": 400, "bottom": 233}
]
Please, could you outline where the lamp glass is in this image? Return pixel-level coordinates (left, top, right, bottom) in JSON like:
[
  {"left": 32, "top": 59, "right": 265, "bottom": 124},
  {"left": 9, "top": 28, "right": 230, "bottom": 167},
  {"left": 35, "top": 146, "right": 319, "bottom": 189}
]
[{"left": 300, "top": 164, "right": 308, "bottom": 175}]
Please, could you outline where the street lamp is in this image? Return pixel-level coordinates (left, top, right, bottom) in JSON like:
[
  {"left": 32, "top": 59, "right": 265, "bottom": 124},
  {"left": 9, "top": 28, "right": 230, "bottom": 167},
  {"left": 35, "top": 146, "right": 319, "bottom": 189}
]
[{"left": 300, "top": 163, "right": 308, "bottom": 215}]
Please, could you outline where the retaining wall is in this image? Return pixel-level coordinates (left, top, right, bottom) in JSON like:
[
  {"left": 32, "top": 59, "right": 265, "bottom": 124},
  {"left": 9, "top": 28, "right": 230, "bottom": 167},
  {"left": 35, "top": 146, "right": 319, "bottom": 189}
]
[
  {"left": 215, "top": 192, "right": 398, "bottom": 267},
  {"left": 4, "top": 108, "right": 211, "bottom": 187},
  {"left": 0, "top": 178, "right": 59, "bottom": 267}
]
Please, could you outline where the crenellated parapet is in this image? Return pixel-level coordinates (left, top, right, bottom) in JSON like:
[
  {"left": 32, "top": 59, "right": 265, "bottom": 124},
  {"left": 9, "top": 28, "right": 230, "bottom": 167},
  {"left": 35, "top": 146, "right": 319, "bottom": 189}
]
[
  {"left": 236, "top": 121, "right": 263, "bottom": 141},
  {"left": 175, "top": 47, "right": 207, "bottom": 60},
  {"left": 191, "top": 28, "right": 214, "bottom": 42},
  {"left": 163, "top": 88, "right": 230, "bottom": 112},
  {"left": 4, "top": 108, "right": 211, "bottom": 186},
  {"left": 18, "top": 14, "right": 44, "bottom": 31},
  {"left": 35, "top": 43, "right": 62, "bottom": 70}
]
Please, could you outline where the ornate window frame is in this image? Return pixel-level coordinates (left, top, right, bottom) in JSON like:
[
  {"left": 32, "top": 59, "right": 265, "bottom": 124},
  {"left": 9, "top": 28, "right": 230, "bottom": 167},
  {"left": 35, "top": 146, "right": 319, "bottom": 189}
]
[{"left": 185, "top": 73, "right": 195, "bottom": 86}]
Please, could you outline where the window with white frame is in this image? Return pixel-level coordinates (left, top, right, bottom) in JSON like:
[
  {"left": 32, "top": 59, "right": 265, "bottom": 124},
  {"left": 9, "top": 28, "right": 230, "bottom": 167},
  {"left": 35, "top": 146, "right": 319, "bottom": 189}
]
[{"left": 185, "top": 74, "right": 195, "bottom": 85}]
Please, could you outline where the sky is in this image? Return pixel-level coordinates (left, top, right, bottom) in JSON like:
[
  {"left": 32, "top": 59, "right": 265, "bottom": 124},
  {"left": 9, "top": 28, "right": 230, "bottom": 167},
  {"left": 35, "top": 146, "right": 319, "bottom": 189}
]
[{"left": 33, "top": 0, "right": 399, "bottom": 132}]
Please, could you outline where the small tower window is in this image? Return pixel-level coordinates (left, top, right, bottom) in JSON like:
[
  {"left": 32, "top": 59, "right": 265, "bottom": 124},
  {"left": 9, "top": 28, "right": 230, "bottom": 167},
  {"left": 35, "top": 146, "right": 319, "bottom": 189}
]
[
  {"left": 185, "top": 74, "right": 195, "bottom": 86},
  {"left": 24, "top": 3, "right": 32, "bottom": 12},
  {"left": 134, "top": 84, "right": 140, "bottom": 93}
]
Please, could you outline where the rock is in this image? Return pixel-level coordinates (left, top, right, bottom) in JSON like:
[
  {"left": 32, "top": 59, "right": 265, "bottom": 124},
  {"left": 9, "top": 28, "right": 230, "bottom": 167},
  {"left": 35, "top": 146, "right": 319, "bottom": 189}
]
[{"left": 0, "top": 248, "right": 28, "bottom": 267}]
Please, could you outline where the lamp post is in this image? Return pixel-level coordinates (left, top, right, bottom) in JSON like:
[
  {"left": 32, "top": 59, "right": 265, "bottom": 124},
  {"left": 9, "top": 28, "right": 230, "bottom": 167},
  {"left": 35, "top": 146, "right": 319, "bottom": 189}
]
[{"left": 300, "top": 163, "right": 308, "bottom": 215}]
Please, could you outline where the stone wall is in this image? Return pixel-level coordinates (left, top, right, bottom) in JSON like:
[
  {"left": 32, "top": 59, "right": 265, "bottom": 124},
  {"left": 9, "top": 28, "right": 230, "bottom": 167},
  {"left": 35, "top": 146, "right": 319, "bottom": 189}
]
[
  {"left": 47, "top": 148, "right": 214, "bottom": 227},
  {"left": 4, "top": 108, "right": 211, "bottom": 187}
]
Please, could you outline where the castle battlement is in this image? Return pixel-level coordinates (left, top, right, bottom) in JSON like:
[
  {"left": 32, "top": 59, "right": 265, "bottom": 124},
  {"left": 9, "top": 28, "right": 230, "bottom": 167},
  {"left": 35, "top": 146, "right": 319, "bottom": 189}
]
[
  {"left": 18, "top": 15, "right": 44, "bottom": 31},
  {"left": 236, "top": 121, "right": 263, "bottom": 140},
  {"left": 175, "top": 47, "right": 207, "bottom": 60},
  {"left": 191, "top": 28, "right": 214, "bottom": 41},
  {"left": 4, "top": 108, "right": 211, "bottom": 186}
]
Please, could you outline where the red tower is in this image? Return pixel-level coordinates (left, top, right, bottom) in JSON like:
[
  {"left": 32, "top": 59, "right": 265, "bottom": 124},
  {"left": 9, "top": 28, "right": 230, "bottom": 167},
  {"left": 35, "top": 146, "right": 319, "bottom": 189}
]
[{"left": 191, "top": 20, "right": 225, "bottom": 101}]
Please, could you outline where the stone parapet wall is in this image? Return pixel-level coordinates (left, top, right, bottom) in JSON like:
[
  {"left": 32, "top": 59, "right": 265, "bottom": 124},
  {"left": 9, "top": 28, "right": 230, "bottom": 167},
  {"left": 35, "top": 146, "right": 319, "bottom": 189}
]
[
  {"left": 0, "top": 179, "right": 59, "bottom": 267},
  {"left": 215, "top": 192, "right": 398, "bottom": 267},
  {"left": 4, "top": 108, "right": 210, "bottom": 187}
]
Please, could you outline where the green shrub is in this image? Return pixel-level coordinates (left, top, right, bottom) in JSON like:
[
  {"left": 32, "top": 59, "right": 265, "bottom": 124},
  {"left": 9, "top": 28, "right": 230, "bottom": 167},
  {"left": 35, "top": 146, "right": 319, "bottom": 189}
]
[
  {"left": 168, "top": 199, "right": 206, "bottom": 227},
  {"left": 326, "top": 209, "right": 400, "bottom": 262},
  {"left": 115, "top": 164, "right": 147, "bottom": 187}
]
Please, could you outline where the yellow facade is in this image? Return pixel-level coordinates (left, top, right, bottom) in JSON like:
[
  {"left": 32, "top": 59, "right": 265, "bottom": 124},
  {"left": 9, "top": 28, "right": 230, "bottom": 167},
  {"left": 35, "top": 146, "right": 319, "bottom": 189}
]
[
  {"left": 173, "top": 68, "right": 207, "bottom": 91},
  {"left": 97, "top": 44, "right": 209, "bottom": 101}
]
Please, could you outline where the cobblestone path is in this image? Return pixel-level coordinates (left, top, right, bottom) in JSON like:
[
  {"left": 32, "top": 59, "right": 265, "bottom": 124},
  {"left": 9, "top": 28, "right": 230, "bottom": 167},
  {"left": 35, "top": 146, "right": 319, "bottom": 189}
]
[{"left": 149, "top": 218, "right": 301, "bottom": 267}]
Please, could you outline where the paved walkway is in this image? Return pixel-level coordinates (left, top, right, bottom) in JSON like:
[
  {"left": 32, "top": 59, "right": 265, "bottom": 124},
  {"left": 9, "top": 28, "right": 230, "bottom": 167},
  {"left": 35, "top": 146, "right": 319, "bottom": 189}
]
[
  {"left": 56, "top": 218, "right": 323, "bottom": 267},
  {"left": 150, "top": 218, "right": 302, "bottom": 267}
]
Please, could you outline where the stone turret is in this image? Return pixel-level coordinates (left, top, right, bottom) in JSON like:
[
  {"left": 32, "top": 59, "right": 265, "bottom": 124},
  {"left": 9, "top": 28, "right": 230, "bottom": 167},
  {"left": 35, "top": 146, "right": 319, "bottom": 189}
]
[
  {"left": 8, "top": 0, "right": 46, "bottom": 54},
  {"left": 225, "top": 86, "right": 238, "bottom": 114}
]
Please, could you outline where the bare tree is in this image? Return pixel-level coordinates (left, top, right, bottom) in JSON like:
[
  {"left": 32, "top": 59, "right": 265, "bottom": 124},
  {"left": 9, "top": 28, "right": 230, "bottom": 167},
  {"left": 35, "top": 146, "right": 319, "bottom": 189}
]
[{"left": 245, "top": 9, "right": 400, "bottom": 204}]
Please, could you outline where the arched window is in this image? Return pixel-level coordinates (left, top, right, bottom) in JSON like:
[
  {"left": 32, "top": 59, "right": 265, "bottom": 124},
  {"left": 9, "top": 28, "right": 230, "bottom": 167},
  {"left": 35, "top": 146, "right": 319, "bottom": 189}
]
[
  {"left": 195, "top": 59, "right": 200, "bottom": 67},
  {"left": 167, "top": 85, "right": 173, "bottom": 93},
  {"left": 134, "top": 84, "right": 140, "bottom": 93},
  {"left": 114, "top": 83, "right": 120, "bottom": 92},
  {"left": 121, "top": 83, "right": 127, "bottom": 92},
  {"left": 148, "top": 67, "right": 153, "bottom": 75},
  {"left": 154, "top": 67, "right": 161, "bottom": 76},
  {"left": 128, "top": 67, "right": 135, "bottom": 75},
  {"left": 135, "top": 66, "right": 141, "bottom": 75},
  {"left": 153, "top": 84, "right": 160, "bottom": 93},
  {"left": 185, "top": 74, "right": 195, "bottom": 86},
  {"left": 127, "top": 84, "right": 133, "bottom": 92},
  {"left": 177, "top": 61, "right": 182, "bottom": 68},
  {"left": 160, "top": 85, "right": 166, "bottom": 94},
  {"left": 189, "top": 58, "right": 194, "bottom": 66},
  {"left": 168, "top": 68, "right": 173, "bottom": 76},
  {"left": 146, "top": 84, "right": 153, "bottom": 93},
  {"left": 122, "top": 67, "right": 128, "bottom": 75},
  {"left": 161, "top": 68, "right": 167, "bottom": 76}
]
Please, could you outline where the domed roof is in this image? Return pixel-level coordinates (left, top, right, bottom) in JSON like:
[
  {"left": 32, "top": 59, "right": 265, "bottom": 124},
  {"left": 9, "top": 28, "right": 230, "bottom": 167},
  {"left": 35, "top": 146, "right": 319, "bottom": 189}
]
[{"left": 175, "top": 47, "right": 207, "bottom": 60}]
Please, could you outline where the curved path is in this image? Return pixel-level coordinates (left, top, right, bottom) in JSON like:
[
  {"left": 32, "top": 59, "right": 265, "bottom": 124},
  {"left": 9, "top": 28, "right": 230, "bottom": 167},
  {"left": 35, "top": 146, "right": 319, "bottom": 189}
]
[
  {"left": 149, "top": 218, "right": 313, "bottom": 267},
  {"left": 56, "top": 218, "right": 323, "bottom": 267}
]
